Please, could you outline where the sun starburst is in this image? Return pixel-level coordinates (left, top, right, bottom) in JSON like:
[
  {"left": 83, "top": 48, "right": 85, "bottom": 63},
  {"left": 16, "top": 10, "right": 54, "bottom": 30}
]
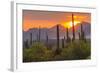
[{"left": 63, "top": 21, "right": 80, "bottom": 28}]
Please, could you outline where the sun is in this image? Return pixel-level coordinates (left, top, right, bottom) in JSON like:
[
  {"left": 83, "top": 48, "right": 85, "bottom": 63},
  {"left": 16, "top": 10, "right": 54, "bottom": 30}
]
[{"left": 63, "top": 21, "right": 80, "bottom": 28}]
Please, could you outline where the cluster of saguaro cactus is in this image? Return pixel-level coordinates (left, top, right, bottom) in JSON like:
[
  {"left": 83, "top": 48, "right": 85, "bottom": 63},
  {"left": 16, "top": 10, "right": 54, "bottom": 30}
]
[
  {"left": 72, "top": 14, "right": 75, "bottom": 41},
  {"left": 28, "top": 26, "right": 41, "bottom": 47},
  {"left": 24, "top": 12, "right": 86, "bottom": 50}
]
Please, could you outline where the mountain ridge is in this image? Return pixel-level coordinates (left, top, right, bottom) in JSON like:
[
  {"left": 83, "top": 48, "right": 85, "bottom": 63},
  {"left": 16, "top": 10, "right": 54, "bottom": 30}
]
[{"left": 23, "top": 21, "right": 91, "bottom": 41}]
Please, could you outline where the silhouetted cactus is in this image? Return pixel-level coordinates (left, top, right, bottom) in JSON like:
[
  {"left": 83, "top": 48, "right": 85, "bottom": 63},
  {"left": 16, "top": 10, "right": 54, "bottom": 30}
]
[
  {"left": 62, "top": 36, "right": 65, "bottom": 48},
  {"left": 30, "top": 32, "right": 32, "bottom": 46},
  {"left": 66, "top": 27, "right": 71, "bottom": 42},
  {"left": 80, "top": 23, "right": 85, "bottom": 40},
  {"left": 24, "top": 39, "right": 29, "bottom": 48},
  {"left": 36, "top": 33, "right": 38, "bottom": 42},
  {"left": 46, "top": 30, "right": 48, "bottom": 48},
  {"left": 78, "top": 32, "right": 81, "bottom": 40},
  {"left": 72, "top": 14, "right": 75, "bottom": 41},
  {"left": 66, "top": 28, "right": 69, "bottom": 38},
  {"left": 56, "top": 24, "right": 60, "bottom": 54},
  {"left": 38, "top": 26, "right": 41, "bottom": 42}
]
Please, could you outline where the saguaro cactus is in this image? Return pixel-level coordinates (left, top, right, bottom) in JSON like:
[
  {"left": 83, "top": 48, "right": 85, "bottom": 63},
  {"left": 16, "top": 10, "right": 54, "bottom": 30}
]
[
  {"left": 46, "top": 30, "right": 48, "bottom": 48},
  {"left": 36, "top": 33, "right": 38, "bottom": 42},
  {"left": 30, "top": 32, "right": 32, "bottom": 46},
  {"left": 38, "top": 26, "right": 41, "bottom": 42},
  {"left": 81, "top": 23, "right": 83, "bottom": 34},
  {"left": 24, "top": 39, "right": 29, "bottom": 48},
  {"left": 66, "top": 27, "right": 70, "bottom": 42},
  {"left": 78, "top": 32, "right": 81, "bottom": 40},
  {"left": 66, "top": 28, "right": 69, "bottom": 38},
  {"left": 80, "top": 23, "right": 85, "bottom": 40},
  {"left": 62, "top": 36, "right": 65, "bottom": 48},
  {"left": 72, "top": 14, "right": 75, "bottom": 41},
  {"left": 56, "top": 24, "right": 60, "bottom": 54}
]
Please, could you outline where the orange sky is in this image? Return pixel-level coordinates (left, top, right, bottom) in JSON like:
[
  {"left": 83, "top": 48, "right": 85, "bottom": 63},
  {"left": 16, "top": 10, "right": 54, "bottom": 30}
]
[{"left": 23, "top": 10, "right": 91, "bottom": 31}]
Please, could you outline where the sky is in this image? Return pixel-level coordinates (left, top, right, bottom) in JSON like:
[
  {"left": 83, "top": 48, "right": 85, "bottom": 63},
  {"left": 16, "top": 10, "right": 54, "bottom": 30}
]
[{"left": 23, "top": 10, "right": 91, "bottom": 31}]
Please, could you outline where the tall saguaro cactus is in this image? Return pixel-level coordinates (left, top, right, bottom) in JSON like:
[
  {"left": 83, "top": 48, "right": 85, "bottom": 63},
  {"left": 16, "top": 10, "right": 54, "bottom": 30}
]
[
  {"left": 24, "top": 39, "right": 29, "bottom": 49},
  {"left": 72, "top": 14, "right": 75, "bottom": 41},
  {"left": 81, "top": 23, "right": 83, "bottom": 34},
  {"left": 62, "top": 36, "right": 65, "bottom": 48},
  {"left": 78, "top": 32, "right": 81, "bottom": 40},
  {"left": 46, "top": 30, "right": 48, "bottom": 48},
  {"left": 36, "top": 33, "right": 38, "bottom": 42},
  {"left": 80, "top": 23, "right": 85, "bottom": 40},
  {"left": 56, "top": 24, "right": 60, "bottom": 54},
  {"left": 38, "top": 26, "right": 41, "bottom": 42},
  {"left": 30, "top": 32, "right": 32, "bottom": 46},
  {"left": 66, "top": 27, "right": 70, "bottom": 42}
]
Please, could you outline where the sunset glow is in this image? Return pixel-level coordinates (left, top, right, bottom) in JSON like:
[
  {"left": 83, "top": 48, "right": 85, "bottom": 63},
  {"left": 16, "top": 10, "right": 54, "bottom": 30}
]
[
  {"left": 23, "top": 10, "right": 91, "bottom": 31},
  {"left": 63, "top": 21, "right": 81, "bottom": 28}
]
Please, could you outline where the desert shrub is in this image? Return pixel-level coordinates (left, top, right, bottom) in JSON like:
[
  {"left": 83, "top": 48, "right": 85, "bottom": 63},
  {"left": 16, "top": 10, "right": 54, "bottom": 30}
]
[
  {"left": 23, "top": 42, "right": 45, "bottom": 62},
  {"left": 42, "top": 49, "right": 54, "bottom": 61},
  {"left": 23, "top": 40, "right": 91, "bottom": 62},
  {"left": 23, "top": 42, "right": 54, "bottom": 62},
  {"left": 61, "top": 40, "right": 91, "bottom": 60},
  {"left": 23, "top": 48, "right": 35, "bottom": 62},
  {"left": 72, "top": 40, "right": 90, "bottom": 59}
]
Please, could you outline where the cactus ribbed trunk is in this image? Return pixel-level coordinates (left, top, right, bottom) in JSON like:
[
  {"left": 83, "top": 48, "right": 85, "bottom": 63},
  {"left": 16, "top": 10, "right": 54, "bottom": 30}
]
[
  {"left": 66, "top": 28, "right": 69, "bottom": 39},
  {"left": 24, "top": 39, "right": 29, "bottom": 48},
  {"left": 72, "top": 14, "right": 75, "bottom": 41},
  {"left": 81, "top": 23, "right": 83, "bottom": 35},
  {"left": 56, "top": 24, "right": 60, "bottom": 54},
  {"left": 81, "top": 23, "right": 83, "bottom": 40},
  {"left": 38, "top": 26, "right": 41, "bottom": 42},
  {"left": 36, "top": 34, "right": 38, "bottom": 42},
  {"left": 30, "top": 32, "right": 32, "bottom": 46},
  {"left": 80, "top": 23, "right": 85, "bottom": 40},
  {"left": 62, "top": 36, "right": 65, "bottom": 48},
  {"left": 66, "top": 27, "right": 70, "bottom": 42},
  {"left": 46, "top": 30, "right": 48, "bottom": 48},
  {"left": 78, "top": 32, "right": 81, "bottom": 40}
]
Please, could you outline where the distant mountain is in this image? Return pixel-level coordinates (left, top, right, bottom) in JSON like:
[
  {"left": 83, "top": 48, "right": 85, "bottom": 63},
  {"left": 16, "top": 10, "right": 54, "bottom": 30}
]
[
  {"left": 23, "top": 22, "right": 91, "bottom": 41},
  {"left": 23, "top": 28, "right": 48, "bottom": 41},
  {"left": 70, "top": 21, "right": 91, "bottom": 38},
  {"left": 48, "top": 24, "right": 66, "bottom": 39}
]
